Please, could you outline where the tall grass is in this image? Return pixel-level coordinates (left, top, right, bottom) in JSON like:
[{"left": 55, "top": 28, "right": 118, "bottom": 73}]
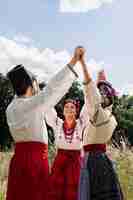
[
  {"left": 0, "top": 151, "right": 12, "bottom": 200},
  {"left": 109, "top": 141, "right": 133, "bottom": 200},
  {"left": 0, "top": 143, "right": 133, "bottom": 200}
]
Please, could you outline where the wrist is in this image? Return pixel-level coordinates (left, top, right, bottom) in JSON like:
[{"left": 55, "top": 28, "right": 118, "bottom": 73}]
[
  {"left": 69, "top": 57, "right": 77, "bottom": 66},
  {"left": 67, "top": 64, "right": 78, "bottom": 78},
  {"left": 80, "top": 60, "right": 86, "bottom": 67},
  {"left": 83, "top": 79, "right": 92, "bottom": 85}
]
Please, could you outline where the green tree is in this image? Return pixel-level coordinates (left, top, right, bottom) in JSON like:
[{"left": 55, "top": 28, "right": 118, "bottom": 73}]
[
  {"left": 0, "top": 73, "right": 14, "bottom": 150},
  {"left": 113, "top": 95, "right": 133, "bottom": 146}
]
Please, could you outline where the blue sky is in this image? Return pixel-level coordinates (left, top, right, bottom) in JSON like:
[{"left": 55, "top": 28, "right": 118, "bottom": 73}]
[{"left": 0, "top": 0, "right": 133, "bottom": 95}]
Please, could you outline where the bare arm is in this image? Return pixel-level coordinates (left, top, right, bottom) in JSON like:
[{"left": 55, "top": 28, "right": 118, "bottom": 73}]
[
  {"left": 16, "top": 47, "right": 83, "bottom": 116},
  {"left": 79, "top": 49, "right": 101, "bottom": 120}
]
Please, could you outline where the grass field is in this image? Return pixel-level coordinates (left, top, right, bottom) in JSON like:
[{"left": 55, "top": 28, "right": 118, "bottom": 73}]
[
  {"left": 0, "top": 146, "right": 133, "bottom": 200},
  {"left": 108, "top": 146, "right": 133, "bottom": 200}
]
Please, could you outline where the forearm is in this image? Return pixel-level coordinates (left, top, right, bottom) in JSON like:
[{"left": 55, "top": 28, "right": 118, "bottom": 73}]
[
  {"left": 45, "top": 108, "right": 57, "bottom": 128},
  {"left": 80, "top": 61, "right": 101, "bottom": 118},
  {"left": 69, "top": 57, "right": 77, "bottom": 66},
  {"left": 81, "top": 61, "right": 92, "bottom": 84},
  {"left": 84, "top": 81, "right": 101, "bottom": 119},
  {"left": 20, "top": 63, "right": 78, "bottom": 114}
]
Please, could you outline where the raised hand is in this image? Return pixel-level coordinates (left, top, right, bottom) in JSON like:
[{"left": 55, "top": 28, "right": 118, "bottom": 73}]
[
  {"left": 75, "top": 46, "right": 85, "bottom": 61},
  {"left": 78, "top": 47, "right": 86, "bottom": 65},
  {"left": 78, "top": 48, "right": 92, "bottom": 84},
  {"left": 69, "top": 46, "right": 85, "bottom": 66}
]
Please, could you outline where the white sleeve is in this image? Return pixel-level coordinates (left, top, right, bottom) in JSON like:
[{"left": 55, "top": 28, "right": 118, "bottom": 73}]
[
  {"left": 83, "top": 81, "right": 102, "bottom": 120},
  {"left": 45, "top": 108, "right": 61, "bottom": 128},
  {"left": 79, "top": 104, "right": 90, "bottom": 128},
  {"left": 17, "top": 65, "right": 77, "bottom": 115}
]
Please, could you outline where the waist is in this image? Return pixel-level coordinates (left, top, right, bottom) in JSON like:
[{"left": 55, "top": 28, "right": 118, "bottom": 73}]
[
  {"left": 83, "top": 144, "right": 106, "bottom": 153},
  {"left": 15, "top": 141, "right": 48, "bottom": 155},
  {"left": 11, "top": 128, "right": 48, "bottom": 144},
  {"left": 58, "top": 148, "right": 81, "bottom": 156}
]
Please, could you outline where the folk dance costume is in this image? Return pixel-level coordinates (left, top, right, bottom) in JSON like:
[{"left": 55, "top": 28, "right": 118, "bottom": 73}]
[
  {"left": 6, "top": 64, "right": 78, "bottom": 200},
  {"left": 45, "top": 102, "right": 89, "bottom": 200},
  {"left": 78, "top": 80, "right": 124, "bottom": 200}
]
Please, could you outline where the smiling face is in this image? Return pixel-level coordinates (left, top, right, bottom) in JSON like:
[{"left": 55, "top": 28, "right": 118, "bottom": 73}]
[{"left": 63, "top": 102, "right": 77, "bottom": 120}]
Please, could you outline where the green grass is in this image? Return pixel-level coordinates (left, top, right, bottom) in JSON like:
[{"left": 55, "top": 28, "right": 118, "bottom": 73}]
[
  {"left": 0, "top": 151, "right": 12, "bottom": 200},
  {"left": 0, "top": 192, "right": 4, "bottom": 200},
  {"left": 0, "top": 147, "right": 133, "bottom": 200},
  {"left": 117, "top": 152, "right": 133, "bottom": 200},
  {"left": 108, "top": 146, "right": 133, "bottom": 200}
]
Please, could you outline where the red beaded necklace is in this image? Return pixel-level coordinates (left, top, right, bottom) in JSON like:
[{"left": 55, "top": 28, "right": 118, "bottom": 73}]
[{"left": 63, "top": 120, "right": 76, "bottom": 144}]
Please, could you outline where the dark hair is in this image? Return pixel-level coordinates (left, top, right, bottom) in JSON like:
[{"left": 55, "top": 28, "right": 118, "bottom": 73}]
[
  {"left": 97, "top": 80, "right": 117, "bottom": 107},
  {"left": 7, "top": 65, "right": 34, "bottom": 96},
  {"left": 39, "top": 82, "right": 46, "bottom": 90}
]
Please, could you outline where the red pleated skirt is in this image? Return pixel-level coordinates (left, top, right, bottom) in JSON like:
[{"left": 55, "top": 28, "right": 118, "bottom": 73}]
[
  {"left": 48, "top": 149, "right": 81, "bottom": 200},
  {"left": 6, "top": 141, "right": 49, "bottom": 200}
]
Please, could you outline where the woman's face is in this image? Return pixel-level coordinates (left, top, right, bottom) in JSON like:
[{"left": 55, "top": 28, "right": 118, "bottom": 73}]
[
  {"left": 99, "top": 84, "right": 106, "bottom": 96},
  {"left": 99, "top": 84, "right": 112, "bottom": 107},
  {"left": 63, "top": 102, "right": 77, "bottom": 120}
]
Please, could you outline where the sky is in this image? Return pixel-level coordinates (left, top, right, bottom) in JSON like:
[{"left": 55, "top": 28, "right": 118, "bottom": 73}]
[{"left": 0, "top": 0, "right": 133, "bottom": 95}]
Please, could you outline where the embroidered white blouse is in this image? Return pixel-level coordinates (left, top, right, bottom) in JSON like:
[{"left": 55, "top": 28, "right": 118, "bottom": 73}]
[
  {"left": 45, "top": 104, "right": 89, "bottom": 150},
  {"left": 6, "top": 65, "right": 77, "bottom": 144},
  {"left": 83, "top": 81, "right": 117, "bottom": 145}
]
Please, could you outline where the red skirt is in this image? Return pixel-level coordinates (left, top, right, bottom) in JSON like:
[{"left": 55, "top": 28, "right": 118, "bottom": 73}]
[
  {"left": 6, "top": 142, "right": 49, "bottom": 200},
  {"left": 48, "top": 149, "right": 81, "bottom": 200}
]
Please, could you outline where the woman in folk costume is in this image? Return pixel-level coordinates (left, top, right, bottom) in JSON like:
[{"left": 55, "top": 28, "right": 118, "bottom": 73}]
[
  {"left": 78, "top": 51, "right": 124, "bottom": 200},
  {"left": 46, "top": 52, "right": 89, "bottom": 200},
  {"left": 5, "top": 47, "right": 82, "bottom": 200}
]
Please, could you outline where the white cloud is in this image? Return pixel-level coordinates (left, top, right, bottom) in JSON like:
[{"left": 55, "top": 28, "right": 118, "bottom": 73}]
[
  {"left": 0, "top": 36, "right": 72, "bottom": 82},
  {"left": 1, "top": 36, "right": 129, "bottom": 96},
  {"left": 13, "top": 34, "right": 33, "bottom": 44},
  {"left": 76, "top": 58, "right": 105, "bottom": 80},
  {"left": 60, "top": 0, "right": 113, "bottom": 12},
  {"left": 87, "top": 59, "right": 104, "bottom": 72},
  {"left": 0, "top": 35, "right": 104, "bottom": 84}
]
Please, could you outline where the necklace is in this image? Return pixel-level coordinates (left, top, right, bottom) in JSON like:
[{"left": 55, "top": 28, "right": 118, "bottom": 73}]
[
  {"left": 63, "top": 125, "right": 75, "bottom": 143},
  {"left": 58, "top": 121, "right": 81, "bottom": 144}
]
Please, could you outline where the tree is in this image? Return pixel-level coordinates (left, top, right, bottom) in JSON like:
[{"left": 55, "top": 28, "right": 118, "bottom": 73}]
[
  {"left": 0, "top": 73, "right": 14, "bottom": 150},
  {"left": 112, "top": 95, "right": 133, "bottom": 146}
]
